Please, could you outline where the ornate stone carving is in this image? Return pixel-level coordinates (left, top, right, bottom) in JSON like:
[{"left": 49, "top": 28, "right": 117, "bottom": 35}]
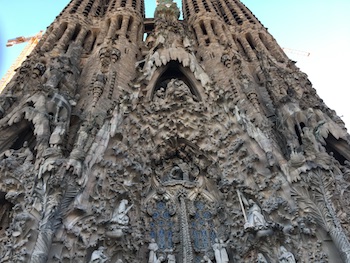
[
  {"left": 212, "top": 238, "right": 229, "bottom": 263},
  {"left": 278, "top": 246, "right": 295, "bottom": 263},
  {"left": 106, "top": 199, "right": 133, "bottom": 238},
  {"left": 89, "top": 247, "right": 108, "bottom": 263},
  {"left": 0, "top": 0, "right": 350, "bottom": 262}
]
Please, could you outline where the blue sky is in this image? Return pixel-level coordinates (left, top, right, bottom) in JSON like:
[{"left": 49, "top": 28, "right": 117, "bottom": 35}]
[{"left": 1, "top": 1, "right": 349, "bottom": 128}]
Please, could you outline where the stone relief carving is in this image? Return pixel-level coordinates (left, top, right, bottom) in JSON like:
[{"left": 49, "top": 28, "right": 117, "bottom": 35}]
[
  {"left": 89, "top": 246, "right": 108, "bottom": 263},
  {"left": 212, "top": 238, "right": 229, "bottom": 263},
  {"left": 257, "top": 253, "right": 268, "bottom": 263},
  {"left": 0, "top": 0, "right": 350, "bottom": 262},
  {"left": 244, "top": 200, "right": 268, "bottom": 230},
  {"left": 148, "top": 239, "right": 162, "bottom": 263},
  {"left": 106, "top": 199, "right": 133, "bottom": 238},
  {"left": 278, "top": 246, "right": 295, "bottom": 263},
  {"left": 0, "top": 141, "right": 34, "bottom": 170}
]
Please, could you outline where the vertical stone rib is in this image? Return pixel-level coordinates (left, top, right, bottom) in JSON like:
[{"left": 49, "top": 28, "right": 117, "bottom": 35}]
[
  {"left": 239, "top": 37, "right": 255, "bottom": 60},
  {"left": 75, "top": 28, "right": 88, "bottom": 46},
  {"left": 203, "top": 20, "right": 218, "bottom": 44},
  {"left": 120, "top": 16, "right": 130, "bottom": 37},
  {"left": 193, "top": 24, "right": 205, "bottom": 46},
  {"left": 107, "top": 18, "right": 118, "bottom": 39},
  {"left": 179, "top": 196, "right": 193, "bottom": 263},
  {"left": 56, "top": 24, "right": 76, "bottom": 51}
]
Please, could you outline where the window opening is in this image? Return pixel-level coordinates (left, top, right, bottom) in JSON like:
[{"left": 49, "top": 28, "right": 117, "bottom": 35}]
[{"left": 150, "top": 201, "right": 174, "bottom": 250}]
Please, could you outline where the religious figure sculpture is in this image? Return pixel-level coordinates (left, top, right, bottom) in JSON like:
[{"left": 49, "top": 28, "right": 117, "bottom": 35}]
[
  {"left": 49, "top": 121, "right": 66, "bottom": 149},
  {"left": 111, "top": 199, "right": 133, "bottom": 225},
  {"left": 89, "top": 247, "right": 108, "bottom": 263},
  {"left": 244, "top": 200, "right": 267, "bottom": 230},
  {"left": 278, "top": 246, "right": 296, "bottom": 263},
  {"left": 106, "top": 199, "right": 133, "bottom": 238},
  {"left": 165, "top": 79, "right": 195, "bottom": 103},
  {"left": 44, "top": 55, "right": 77, "bottom": 95},
  {"left": 169, "top": 165, "right": 187, "bottom": 181},
  {"left": 167, "top": 251, "right": 176, "bottom": 263},
  {"left": 0, "top": 141, "right": 33, "bottom": 170},
  {"left": 154, "top": 87, "right": 166, "bottom": 103},
  {"left": 212, "top": 238, "right": 229, "bottom": 263},
  {"left": 148, "top": 239, "right": 160, "bottom": 263}
]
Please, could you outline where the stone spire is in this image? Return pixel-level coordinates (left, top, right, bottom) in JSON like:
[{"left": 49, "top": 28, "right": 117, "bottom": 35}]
[{"left": 154, "top": 0, "right": 180, "bottom": 19}]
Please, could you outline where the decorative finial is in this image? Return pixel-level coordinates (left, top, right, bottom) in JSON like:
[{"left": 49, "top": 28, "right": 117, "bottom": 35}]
[{"left": 154, "top": 0, "right": 180, "bottom": 19}]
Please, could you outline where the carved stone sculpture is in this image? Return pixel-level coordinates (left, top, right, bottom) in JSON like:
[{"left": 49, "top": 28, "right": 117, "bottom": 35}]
[
  {"left": 257, "top": 253, "right": 268, "bottom": 263},
  {"left": 1, "top": 0, "right": 350, "bottom": 262},
  {"left": 167, "top": 253, "right": 176, "bottom": 263},
  {"left": 278, "top": 246, "right": 296, "bottom": 263},
  {"left": 212, "top": 238, "right": 229, "bottom": 263},
  {"left": 111, "top": 199, "right": 133, "bottom": 225},
  {"left": 89, "top": 247, "right": 108, "bottom": 263},
  {"left": 148, "top": 239, "right": 160, "bottom": 263},
  {"left": 244, "top": 200, "right": 267, "bottom": 230}
]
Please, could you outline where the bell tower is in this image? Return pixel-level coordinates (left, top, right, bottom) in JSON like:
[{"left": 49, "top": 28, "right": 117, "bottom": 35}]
[{"left": 0, "top": 0, "right": 350, "bottom": 262}]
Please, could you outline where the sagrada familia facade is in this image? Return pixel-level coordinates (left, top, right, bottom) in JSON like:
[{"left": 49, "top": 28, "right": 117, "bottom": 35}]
[{"left": 0, "top": 0, "right": 350, "bottom": 262}]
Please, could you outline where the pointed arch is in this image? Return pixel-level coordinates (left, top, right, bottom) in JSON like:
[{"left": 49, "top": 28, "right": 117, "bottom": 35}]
[{"left": 146, "top": 61, "right": 205, "bottom": 101}]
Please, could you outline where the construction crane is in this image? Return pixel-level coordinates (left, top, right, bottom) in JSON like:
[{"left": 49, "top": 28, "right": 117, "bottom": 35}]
[
  {"left": 0, "top": 31, "right": 43, "bottom": 93},
  {"left": 282, "top": 47, "right": 311, "bottom": 57}
]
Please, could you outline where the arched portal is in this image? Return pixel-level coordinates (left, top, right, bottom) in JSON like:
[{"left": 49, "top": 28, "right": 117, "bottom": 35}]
[{"left": 146, "top": 61, "right": 204, "bottom": 101}]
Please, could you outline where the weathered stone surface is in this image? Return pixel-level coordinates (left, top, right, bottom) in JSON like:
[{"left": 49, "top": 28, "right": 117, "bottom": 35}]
[{"left": 0, "top": 0, "right": 349, "bottom": 262}]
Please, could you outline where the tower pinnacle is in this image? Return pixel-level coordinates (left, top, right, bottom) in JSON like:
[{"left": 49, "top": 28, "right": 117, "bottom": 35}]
[{"left": 155, "top": 0, "right": 180, "bottom": 19}]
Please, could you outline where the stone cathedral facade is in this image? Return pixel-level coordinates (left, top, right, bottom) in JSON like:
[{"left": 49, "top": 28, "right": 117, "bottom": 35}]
[{"left": 1, "top": 0, "right": 350, "bottom": 262}]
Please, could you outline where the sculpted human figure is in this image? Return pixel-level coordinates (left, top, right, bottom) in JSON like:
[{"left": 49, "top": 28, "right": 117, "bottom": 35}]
[
  {"left": 89, "top": 246, "right": 108, "bottom": 263},
  {"left": 173, "top": 79, "right": 193, "bottom": 102},
  {"left": 111, "top": 199, "right": 133, "bottom": 225},
  {"left": 244, "top": 200, "right": 267, "bottom": 229},
  {"left": 66, "top": 121, "right": 96, "bottom": 178},
  {"left": 44, "top": 56, "right": 68, "bottom": 90},
  {"left": 106, "top": 199, "right": 133, "bottom": 238},
  {"left": 164, "top": 79, "right": 195, "bottom": 103},
  {"left": 219, "top": 239, "right": 229, "bottom": 263},
  {"left": 144, "top": 55, "right": 157, "bottom": 80},
  {"left": 154, "top": 88, "right": 166, "bottom": 103},
  {"left": 301, "top": 127, "right": 326, "bottom": 160},
  {"left": 278, "top": 246, "right": 295, "bottom": 263},
  {"left": 0, "top": 141, "right": 33, "bottom": 169},
  {"left": 212, "top": 238, "right": 229, "bottom": 263},
  {"left": 0, "top": 94, "right": 16, "bottom": 119},
  {"left": 169, "top": 165, "right": 185, "bottom": 181},
  {"left": 49, "top": 121, "right": 66, "bottom": 149},
  {"left": 148, "top": 239, "right": 159, "bottom": 263},
  {"left": 17, "top": 141, "right": 34, "bottom": 163},
  {"left": 167, "top": 252, "right": 176, "bottom": 263}
]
